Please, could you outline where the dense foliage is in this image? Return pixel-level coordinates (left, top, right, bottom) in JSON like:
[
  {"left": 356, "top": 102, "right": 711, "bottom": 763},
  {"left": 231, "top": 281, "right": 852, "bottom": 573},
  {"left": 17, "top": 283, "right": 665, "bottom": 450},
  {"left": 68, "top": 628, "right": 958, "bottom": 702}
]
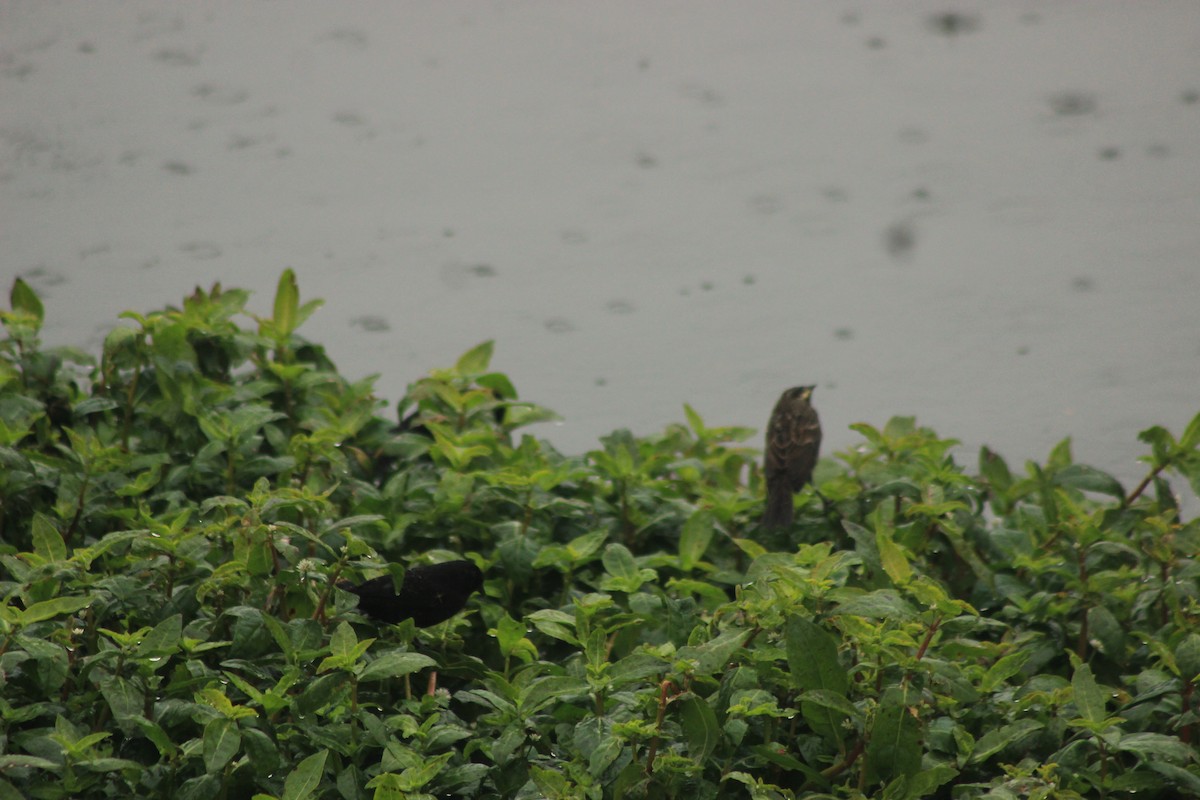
[{"left": 1, "top": 272, "right": 1198, "bottom": 800}]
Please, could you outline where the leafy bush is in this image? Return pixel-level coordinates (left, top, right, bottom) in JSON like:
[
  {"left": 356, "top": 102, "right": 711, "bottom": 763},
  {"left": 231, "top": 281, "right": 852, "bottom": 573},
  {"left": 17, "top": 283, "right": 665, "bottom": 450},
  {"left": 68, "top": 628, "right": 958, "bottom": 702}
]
[{"left": 1, "top": 272, "right": 1198, "bottom": 799}]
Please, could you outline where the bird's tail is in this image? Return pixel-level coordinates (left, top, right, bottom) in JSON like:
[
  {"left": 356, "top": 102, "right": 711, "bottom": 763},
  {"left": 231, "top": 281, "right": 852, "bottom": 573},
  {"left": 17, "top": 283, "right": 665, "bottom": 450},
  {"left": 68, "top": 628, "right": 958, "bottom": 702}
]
[{"left": 763, "top": 479, "right": 794, "bottom": 529}]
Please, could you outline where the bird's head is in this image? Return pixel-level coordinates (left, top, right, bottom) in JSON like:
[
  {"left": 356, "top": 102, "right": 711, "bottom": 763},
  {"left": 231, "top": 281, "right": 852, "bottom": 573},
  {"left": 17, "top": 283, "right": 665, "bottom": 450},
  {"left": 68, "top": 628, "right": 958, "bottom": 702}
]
[{"left": 787, "top": 385, "right": 816, "bottom": 403}]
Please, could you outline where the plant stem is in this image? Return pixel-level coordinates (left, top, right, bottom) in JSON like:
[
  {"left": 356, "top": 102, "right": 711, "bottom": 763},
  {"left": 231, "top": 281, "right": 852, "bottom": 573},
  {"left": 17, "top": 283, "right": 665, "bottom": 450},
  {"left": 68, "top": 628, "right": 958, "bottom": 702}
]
[
  {"left": 121, "top": 364, "right": 140, "bottom": 451},
  {"left": 644, "top": 680, "right": 674, "bottom": 776},
  {"left": 1077, "top": 548, "right": 1090, "bottom": 661},
  {"left": 915, "top": 614, "right": 941, "bottom": 661},
  {"left": 64, "top": 467, "right": 91, "bottom": 544},
  {"left": 809, "top": 739, "right": 865, "bottom": 787},
  {"left": 1182, "top": 679, "right": 1195, "bottom": 745},
  {"left": 1123, "top": 462, "right": 1168, "bottom": 508},
  {"left": 312, "top": 566, "right": 343, "bottom": 622},
  {"left": 225, "top": 446, "right": 236, "bottom": 495}
]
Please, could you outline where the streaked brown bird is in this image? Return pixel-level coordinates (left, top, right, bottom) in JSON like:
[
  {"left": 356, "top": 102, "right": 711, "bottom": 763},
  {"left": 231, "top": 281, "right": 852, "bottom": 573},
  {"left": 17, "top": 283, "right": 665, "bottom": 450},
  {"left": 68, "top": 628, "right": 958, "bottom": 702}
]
[
  {"left": 763, "top": 385, "right": 821, "bottom": 529},
  {"left": 340, "top": 561, "right": 483, "bottom": 627}
]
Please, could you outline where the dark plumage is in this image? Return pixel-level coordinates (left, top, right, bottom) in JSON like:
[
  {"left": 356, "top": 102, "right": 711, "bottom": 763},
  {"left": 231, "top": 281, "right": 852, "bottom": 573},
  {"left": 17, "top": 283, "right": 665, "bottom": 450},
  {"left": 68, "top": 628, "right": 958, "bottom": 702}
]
[
  {"left": 763, "top": 385, "right": 822, "bottom": 529},
  {"left": 341, "top": 561, "right": 484, "bottom": 627}
]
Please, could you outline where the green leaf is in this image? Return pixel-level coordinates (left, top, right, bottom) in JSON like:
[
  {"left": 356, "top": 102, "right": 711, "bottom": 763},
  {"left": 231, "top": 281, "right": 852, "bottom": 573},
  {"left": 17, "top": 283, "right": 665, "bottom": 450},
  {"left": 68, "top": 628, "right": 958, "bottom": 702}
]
[
  {"left": 1054, "top": 464, "right": 1125, "bottom": 499},
  {"left": 526, "top": 609, "right": 579, "bottom": 645},
  {"left": 980, "top": 650, "right": 1031, "bottom": 693},
  {"left": 103, "top": 323, "right": 139, "bottom": 353},
  {"left": 282, "top": 749, "right": 328, "bottom": 800},
  {"left": 586, "top": 734, "right": 623, "bottom": 779},
  {"left": 566, "top": 530, "right": 608, "bottom": 562},
  {"left": 10, "top": 278, "right": 44, "bottom": 326},
  {"left": 132, "top": 717, "right": 178, "bottom": 758},
  {"left": 606, "top": 652, "right": 668, "bottom": 687},
  {"left": 1138, "top": 425, "right": 1175, "bottom": 466},
  {"left": 883, "top": 416, "right": 917, "bottom": 440},
  {"left": 1046, "top": 437, "right": 1074, "bottom": 470},
  {"left": 236, "top": 404, "right": 287, "bottom": 435},
  {"left": 295, "top": 298, "right": 324, "bottom": 330},
  {"left": 521, "top": 676, "right": 590, "bottom": 714},
  {"left": 504, "top": 401, "right": 561, "bottom": 429},
  {"left": 529, "top": 766, "right": 574, "bottom": 799},
  {"left": 1179, "top": 409, "right": 1200, "bottom": 450},
  {"left": 1175, "top": 633, "right": 1200, "bottom": 680},
  {"left": 787, "top": 616, "right": 849, "bottom": 744},
  {"left": 429, "top": 430, "right": 491, "bottom": 471},
  {"left": 292, "top": 675, "right": 351, "bottom": 722},
  {"left": 677, "top": 692, "right": 721, "bottom": 759},
  {"left": 494, "top": 614, "right": 528, "bottom": 658},
  {"left": 1184, "top": 459, "right": 1200, "bottom": 502},
  {"left": 1086, "top": 605, "right": 1126, "bottom": 663},
  {"left": 842, "top": 520, "right": 882, "bottom": 575},
  {"left": 202, "top": 717, "right": 241, "bottom": 774},
  {"left": 1112, "top": 732, "right": 1195, "bottom": 764},
  {"left": 359, "top": 651, "right": 436, "bottom": 682},
  {"left": 18, "top": 596, "right": 93, "bottom": 625},
  {"left": 75, "top": 756, "right": 144, "bottom": 773},
  {"left": 785, "top": 616, "right": 848, "bottom": 695},
  {"left": 456, "top": 340, "right": 495, "bottom": 374},
  {"left": 115, "top": 468, "right": 161, "bottom": 497},
  {"left": 329, "top": 621, "right": 357, "bottom": 659},
  {"left": 979, "top": 448, "right": 1008, "bottom": 496},
  {"left": 850, "top": 422, "right": 884, "bottom": 447},
  {"left": 797, "top": 689, "right": 862, "bottom": 724},
  {"left": 678, "top": 509, "right": 715, "bottom": 570},
  {"left": 31, "top": 513, "right": 66, "bottom": 562},
  {"left": 322, "top": 514, "right": 386, "bottom": 534},
  {"left": 1072, "top": 662, "right": 1107, "bottom": 724},
  {"left": 968, "top": 719, "right": 1043, "bottom": 764},
  {"left": 731, "top": 536, "right": 767, "bottom": 560},
  {"left": 273, "top": 268, "right": 299, "bottom": 339},
  {"left": 831, "top": 589, "right": 918, "bottom": 621},
  {"left": 748, "top": 745, "right": 817, "bottom": 779},
  {"left": 73, "top": 396, "right": 119, "bottom": 416},
  {"left": 600, "top": 543, "right": 656, "bottom": 593},
  {"left": 397, "top": 752, "right": 452, "bottom": 791},
  {"left": 1149, "top": 762, "right": 1200, "bottom": 795},
  {"left": 58, "top": 728, "right": 109, "bottom": 755},
  {"left": 683, "top": 403, "right": 706, "bottom": 436},
  {"left": 241, "top": 728, "right": 280, "bottom": 777},
  {"left": 100, "top": 676, "right": 144, "bottom": 721},
  {"left": 195, "top": 687, "right": 257, "bottom": 721},
  {"left": 891, "top": 764, "right": 959, "bottom": 799},
  {"left": 678, "top": 630, "right": 749, "bottom": 675},
  {"left": 876, "top": 529, "right": 912, "bottom": 586},
  {"left": 319, "top": 621, "right": 374, "bottom": 672},
  {"left": 865, "top": 696, "right": 922, "bottom": 784},
  {"left": 137, "top": 614, "right": 182, "bottom": 658},
  {"left": 670, "top": 578, "right": 735, "bottom": 607},
  {"left": 0, "top": 754, "right": 59, "bottom": 771}
]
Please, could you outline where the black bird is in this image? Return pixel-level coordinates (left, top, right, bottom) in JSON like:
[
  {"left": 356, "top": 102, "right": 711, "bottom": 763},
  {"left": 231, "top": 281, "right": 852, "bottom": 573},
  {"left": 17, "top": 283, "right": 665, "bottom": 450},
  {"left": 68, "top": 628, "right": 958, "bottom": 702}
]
[
  {"left": 763, "top": 386, "right": 822, "bottom": 529},
  {"left": 341, "top": 561, "right": 484, "bottom": 627}
]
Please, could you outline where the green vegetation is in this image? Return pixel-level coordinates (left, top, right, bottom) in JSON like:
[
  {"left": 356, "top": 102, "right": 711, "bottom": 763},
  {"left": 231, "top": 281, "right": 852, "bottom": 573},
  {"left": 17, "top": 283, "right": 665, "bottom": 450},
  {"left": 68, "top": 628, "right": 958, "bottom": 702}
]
[{"left": 1, "top": 271, "right": 1198, "bottom": 799}]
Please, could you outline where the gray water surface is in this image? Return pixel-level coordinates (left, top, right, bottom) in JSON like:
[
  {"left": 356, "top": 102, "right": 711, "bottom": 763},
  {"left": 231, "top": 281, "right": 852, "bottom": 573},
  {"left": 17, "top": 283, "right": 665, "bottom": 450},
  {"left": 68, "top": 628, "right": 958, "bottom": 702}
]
[{"left": 3, "top": 2, "right": 1198, "bottom": 500}]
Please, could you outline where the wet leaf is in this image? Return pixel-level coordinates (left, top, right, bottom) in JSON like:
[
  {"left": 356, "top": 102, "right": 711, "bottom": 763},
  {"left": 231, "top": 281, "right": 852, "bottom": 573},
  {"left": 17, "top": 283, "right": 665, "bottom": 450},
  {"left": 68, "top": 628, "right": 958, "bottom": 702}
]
[
  {"left": 10, "top": 278, "right": 44, "bottom": 327},
  {"left": 679, "top": 508, "right": 715, "bottom": 570},
  {"left": 282, "top": 749, "right": 328, "bottom": 800},
  {"left": 1072, "top": 662, "right": 1107, "bottom": 724},
  {"left": 678, "top": 692, "right": 721, "bottom": 759}
]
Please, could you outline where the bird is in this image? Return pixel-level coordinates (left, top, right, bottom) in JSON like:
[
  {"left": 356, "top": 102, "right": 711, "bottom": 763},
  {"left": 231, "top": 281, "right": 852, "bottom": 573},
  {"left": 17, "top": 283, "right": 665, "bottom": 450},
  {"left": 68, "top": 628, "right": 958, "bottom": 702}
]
[
  {"left": 763, "top": 385, "right": 822, "bottom": 529},
  {"left": 340, "top": 561, "right": 484, "bottom": 627}
]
